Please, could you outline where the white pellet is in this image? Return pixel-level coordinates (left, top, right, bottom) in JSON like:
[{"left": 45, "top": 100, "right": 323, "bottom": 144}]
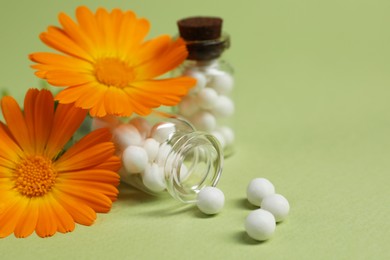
[
  {"left": 211, "top": 96, "right": 235, "bottom": 118},
  {"left": 247, "top": 178, "right": 275, "bottom": 206},
  {"left": 191, "top": 111, "right": 217, "bottom": 132},
  {"left": 178, "top": 96, "right": 199, "bottom": 117},
  {"left": 197, "top": 88, "right": 219, "bottom": 110},
  {"left": 196, "top": 186, "right": 225, "bottom": 215},
  {"left": 112, "top": 124, "right": 143, "bottom": 148},
  {"left": 261, "top": 194, "right": 290, "bottom": 222},
  {"left": 217, "top": 126, "right": 235, "bottom": 146},
  {"left": 184, "top": 69, "right": 207, "bottom": 94},
  {"left": 128, "top": 117, "right": 151, "bottom": 139},
  {"left": 143, "top": 138, "right": 160, "bottom": 162},
  {"left": 151, "top": 122, "right": 176, "bottom": 143},
  {"left": 245, "top": 209, "right": 276, "bottom": 241},
  {"left": 207, "top": 70, "right": 234, "bottom": 95},
  {"left": 122, "top": 145, "right": 148, "bottom": 174},
  {"left": 142, "top": 163, "right": 166, "bottom": 192}
]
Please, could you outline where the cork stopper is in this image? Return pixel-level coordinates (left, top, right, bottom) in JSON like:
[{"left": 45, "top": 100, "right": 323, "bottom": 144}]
[
  {"left": 177, "top": 16, "right": 228, "bottom": 61},
  {"left": 177, "top": 17, "right": 223, "bottom": 41}
]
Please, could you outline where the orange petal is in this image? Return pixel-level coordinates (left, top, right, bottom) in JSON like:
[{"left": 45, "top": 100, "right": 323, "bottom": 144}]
[
  {"left": 132, "top": 35, "right": 171, "bottom": 66},
  {"left": 29, "top": 52, "right": 93, "bottom": 71},
  {"left": 0, "top": 177, "right": 13, "bottom": 192},
  {"left": 21, "top": 88, "right": 59, "bottom": 156},
  {"left": 54, "top": 182, "right": 113, "bottom": 213},
  {"left": 95, "top": 8, "right": 116, "bottom": 53},
  {"left": 95, "top": 156, "right": 121, "bottom": 172},
  {"left": 88, "top": 92, "right": 109, "bottom": 117},
  {"left": 109, "top": 9, "right": 123, "bottom": 48},
  {"left": 127, "top": 77, "right": 196, "bottom": 107},
  {"left": 57, "top": 128, "right": 112, "bottom": 162},
  {"left": 103, "top": 87, "right": 132, "bottom": 116},
  {"left": 23, "top": 89, "right": 39, "bottom": 148},
  {"left": 0, "top": 166, "right": 13, "bottom": 179},
  {"left": 54, "top": 142, "right": 115, "bottom": 172},
  {"left": 0, "top": 123, "right": 23, "bottom": 162},
  {"left": 35, "top": 197, "right": 57, "bottom": 238},
  {"left": 45, "top": 70, "right": 95, "bottom": 87},
  {"left": 121, "top": 89, "right": 153, "bottom": 116},
  {"left": 58, "top": 11, "right": 97, "bottom": 57},
  {"left": 34, "top": 90, "right": 55, "bottom": 154},
  {"left": 46, "top": 194, "right": 75, "bottom": 234},
  {"left": 55, "top": 85, "right": 94, "bottom": 104},
  {"left": 13, "top": 198, "right": 39, "bottom": 238},
  {"left": 58, "top": 169, "right": 120, "bottom": 184},
  {"left": 52, "top": 189, "right": 96, "bottom": 226},
  {"left": 45, "top": 103, "right": 87, "bottom": 159},
  {"left": 73, "top": 83, "right": 107, "bottom": 109},
  {"left": 1, "top": 96, "right": 34, "bottom": 155},
  {"left": 0, "top": 159, "right": 15, "bottom": 171},
  {"left": 57, "top": 179, "right": 118, "bottom": 200},
  {"left": 135, "top": 37, "right": 188, "bottom": 79},
  {"left": 118, "top": 12, "right": 150, "bottom": 58},
  {"left": 40, "top": 26, "right": 93, "bottom": 62},
  {"left": 0, "top": 195, "right": 28, "bottom": 238},
  {"left": 76, "top": 6, "right": 104, "bottom": 55}
]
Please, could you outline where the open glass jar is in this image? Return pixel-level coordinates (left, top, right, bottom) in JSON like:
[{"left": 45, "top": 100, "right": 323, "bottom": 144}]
[{"left": 92, "top": 113, "right": 223, "bottom": 203}]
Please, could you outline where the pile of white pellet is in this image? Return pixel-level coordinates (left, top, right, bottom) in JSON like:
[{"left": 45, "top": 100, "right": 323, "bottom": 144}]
[{"left": 178, "top": 64, "right": 235, "bottom": 149}]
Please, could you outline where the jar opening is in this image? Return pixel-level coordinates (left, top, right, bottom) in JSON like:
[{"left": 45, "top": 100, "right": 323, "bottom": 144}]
[{"left": 165, "top": 133, "right": 223, "bottom": 203}]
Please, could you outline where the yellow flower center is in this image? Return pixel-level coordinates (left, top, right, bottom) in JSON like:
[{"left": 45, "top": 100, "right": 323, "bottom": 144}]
[
  {"left": 94, "top": 58, "right": 135, "bottom": 88},
  {"left": 14, "top": 156, "right": 57, "bottom": 197}
]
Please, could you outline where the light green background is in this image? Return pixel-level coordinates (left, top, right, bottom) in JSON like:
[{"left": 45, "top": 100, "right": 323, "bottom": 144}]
[{"left": 1, "top": 0, "right": 389, "bottom": 259}]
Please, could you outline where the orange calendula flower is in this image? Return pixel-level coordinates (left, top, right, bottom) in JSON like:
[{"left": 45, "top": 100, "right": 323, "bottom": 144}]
[
  {"left": 29, "top": 6, "right": 196, "bottom": 118},
  {"left": 0, "top": 89, "right": 121, "bottom": 238}
]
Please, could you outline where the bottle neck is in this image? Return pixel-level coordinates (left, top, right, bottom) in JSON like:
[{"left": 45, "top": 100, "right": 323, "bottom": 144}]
[
  {"left": 164, "top": 131, "right": 223, "bottom": 203},
  {"left": 183, "top": 32, "right": 230, "bottom": 61}
]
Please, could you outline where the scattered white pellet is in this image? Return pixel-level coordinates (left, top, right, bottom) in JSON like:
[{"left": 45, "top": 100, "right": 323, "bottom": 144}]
[
  {"left": 143, "top": 138, "right": 160, "bottom": 162},
  {"left": 112, "top": 124, "right": 143, "bottom": 148},
  {"left": 211, "top": 96, "right": 235, "bottom": 118},
  {"left": 128, "top": 117, "right": 151, "bottom": 139},
  {"left": 196, "top": 186, "right": 225, "bottom": 215},
  {"left": 261, "top": 194, "right": 290, "bottom": 222},
  {"left": 151, "top": 122, "right": 176, "bottom": 143},
  {"left": 142, "top": 163, "right": 166, "bottom": 192},
  {"left": 207, "top": 70, "right": 234, "bottom": 95},
  {"left": 197, "top": 88, "right": 218, "bottom": 110},
  {"left": 191, "top": 111, "right": 217, "bottom": 132},
  {"left": 217, "top": 126, "right": 235, "bottom": 146},
  {"left": 184, "top": 69, "right": 207, "bottom": 94},
  {"left": 245, "top": 209, "right": 276, "bottom": 241},
  {"left": 178, "top": 96, "right": 199, "bottom": 117},
  {"left": 122, "top": 145, "right": 148, "bottom": 174},
  {"left": 247, "top": 178, "right": 275, "bottom": 206}
]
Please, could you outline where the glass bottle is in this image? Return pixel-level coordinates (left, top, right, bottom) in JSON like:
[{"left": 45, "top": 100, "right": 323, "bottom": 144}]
[
  {"left": 92, "top": 113, "right": 223, "bottom": 204},
  {"left": 174, "top": 16, "right": 235, "bottom": 157}
]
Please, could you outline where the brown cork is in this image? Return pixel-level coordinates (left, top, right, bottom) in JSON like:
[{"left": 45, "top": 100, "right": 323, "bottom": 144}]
[
  {"left": 177, "top": 16, "right": 228, "bottom": 61},
  {"left": 177, "top": 17, "right": 223, "bottom": 41}
]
